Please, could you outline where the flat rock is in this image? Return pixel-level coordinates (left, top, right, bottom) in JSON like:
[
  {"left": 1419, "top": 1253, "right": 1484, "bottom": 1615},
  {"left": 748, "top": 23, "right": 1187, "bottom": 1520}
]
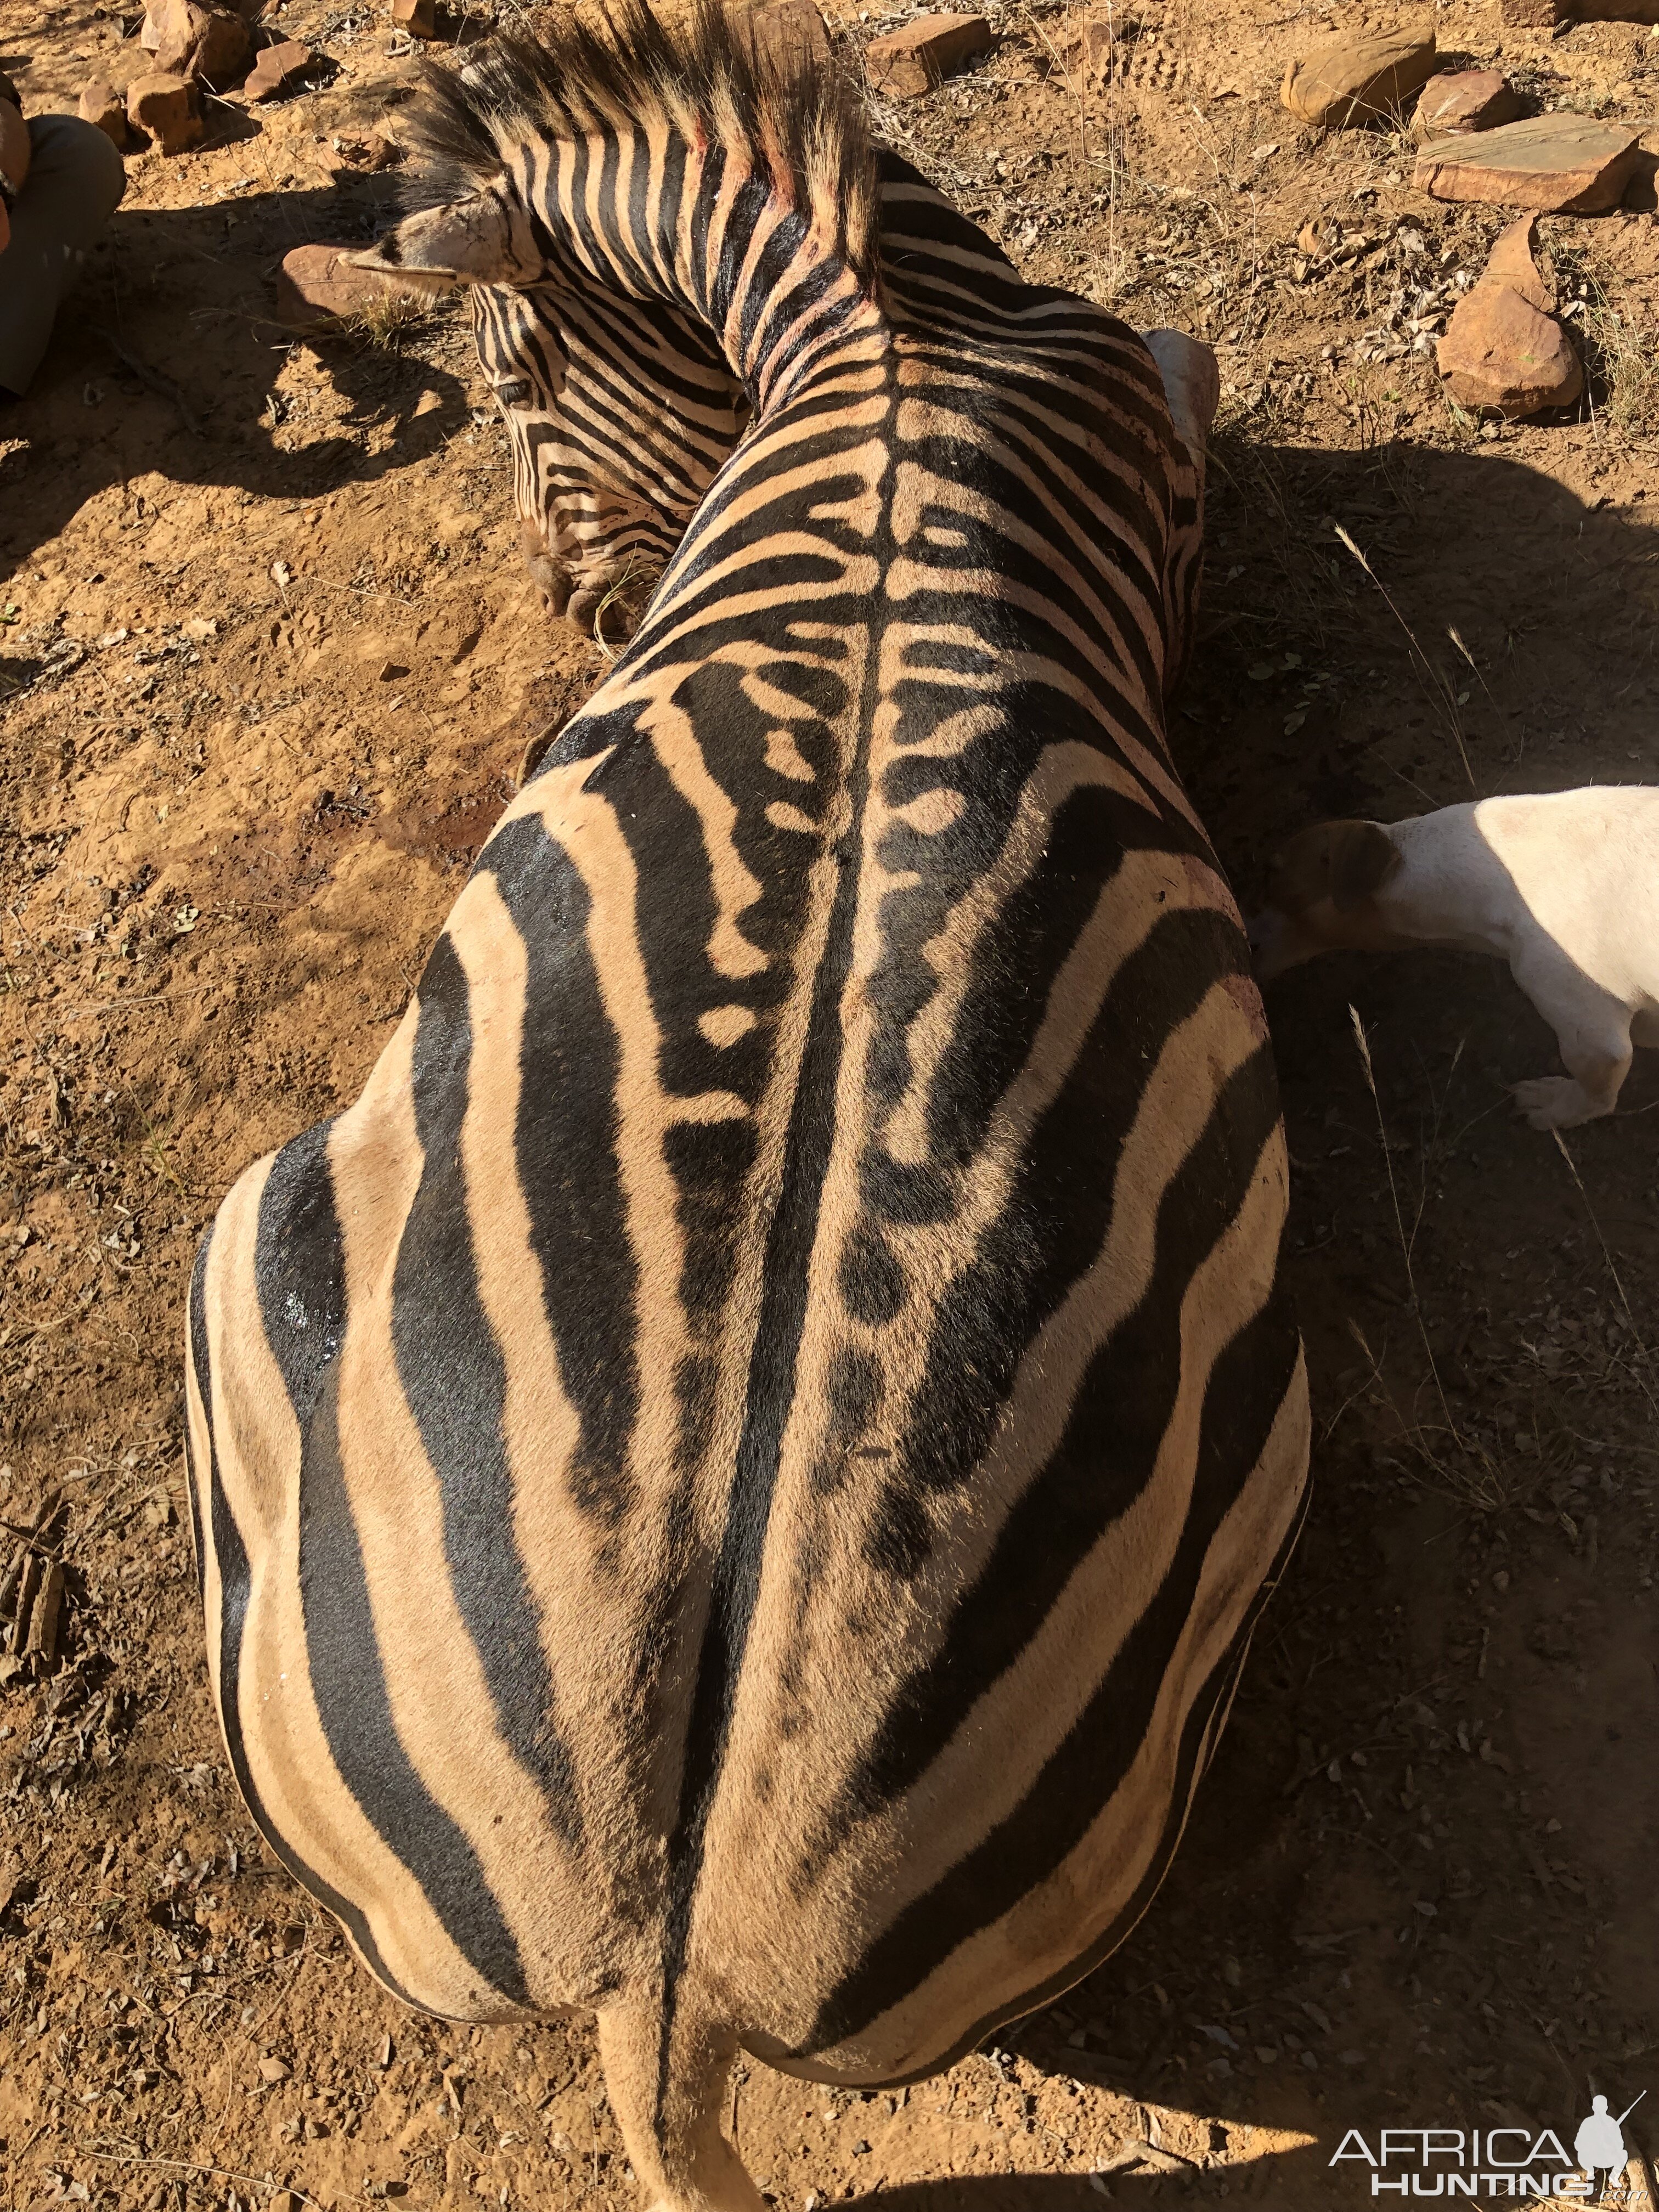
[
  {"left": 1414, "top": 112, "right": 1641, "bottom": 210},
  {"left": 390, "top": 0, "right": 436, "bottom": 35},
  {"left": 246, "top": 38, "right": 313, "bottom": 97},
  {"left": 273, "top": 241, "right": 416, "bottom": 328},
  {"left": 150, "top": 0, "right": 253, "bottom": 86},
  {"left": 1280, "top": 22, "right": 1436, "bottom": 128},
  {"left": 1413, "top": 69, "right": 1519, "bottom": 137},
  {"left": 866, "top": 11, "right": 994, "bottom": 97},
  {"left": 78, "top": 78, "right": 133, "bottom": 147},
  {"left": 1436, "top": 281, "right": 1582, "bottom": 414},
  {"left": 126, "top": 70, "right": 205, "bottom": 152}
]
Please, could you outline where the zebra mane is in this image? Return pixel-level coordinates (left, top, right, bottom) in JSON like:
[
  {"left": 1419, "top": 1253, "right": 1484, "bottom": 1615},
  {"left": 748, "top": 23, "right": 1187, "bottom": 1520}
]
[{"left": 404, "top": 0, "right": 881, "bottom": 291}]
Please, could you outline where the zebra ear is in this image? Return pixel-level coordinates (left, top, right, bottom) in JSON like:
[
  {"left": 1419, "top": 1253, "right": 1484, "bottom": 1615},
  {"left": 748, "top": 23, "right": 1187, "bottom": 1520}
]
[{"left": 347, "top": 195, "right": 524, "bottom": 291}]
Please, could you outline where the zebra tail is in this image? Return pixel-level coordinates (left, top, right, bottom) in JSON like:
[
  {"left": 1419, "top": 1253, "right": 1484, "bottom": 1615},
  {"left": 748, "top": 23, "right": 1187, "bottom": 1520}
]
[{"left": 597, "top": 2002, "right": 764, "bottom": 2212}]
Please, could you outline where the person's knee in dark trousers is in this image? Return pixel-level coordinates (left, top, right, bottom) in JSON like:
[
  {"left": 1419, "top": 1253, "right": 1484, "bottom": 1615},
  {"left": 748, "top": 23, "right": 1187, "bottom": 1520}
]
[{"left": 0, "top": 73, "right": 126, "bottom": 400}]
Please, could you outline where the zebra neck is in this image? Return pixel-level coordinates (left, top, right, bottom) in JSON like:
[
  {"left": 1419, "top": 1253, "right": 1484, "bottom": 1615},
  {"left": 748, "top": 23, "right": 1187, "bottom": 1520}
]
[{"left": 527, "top": 131, "right": 884, "bottom": 412}]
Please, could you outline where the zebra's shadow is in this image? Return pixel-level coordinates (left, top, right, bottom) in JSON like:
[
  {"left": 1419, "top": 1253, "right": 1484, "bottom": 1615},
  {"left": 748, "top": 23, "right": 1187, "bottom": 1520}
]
[{"left": 0, "top": 173, "right": 475, "bottom": 574}]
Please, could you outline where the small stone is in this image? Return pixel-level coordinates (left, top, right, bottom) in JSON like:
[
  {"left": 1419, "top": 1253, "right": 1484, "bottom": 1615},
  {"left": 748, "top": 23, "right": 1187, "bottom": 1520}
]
[
  {"left": 1499, "top": 0, "right": 1567, "bottom": 26},
  {"left": 1436, "top": 282, "right": 1583, "bottom": 417},
  {"left": 78, "top": 79, "right": 133, "bottom": 148},
  {"left": 865, "top": 11, "right": 994, "bottom": 98},
  {"left": 1415, "top": 112, "right": 1641, "bottom": 212},
  {"left": 246, "top": 39, "right": 313, "bottom": 98},
  {"left": 1413, "top": 69, "right": 1520, "bottom": 138},
  {"left": 333, "top": 129, "right": 400, "bottom": 169},
  {"left": 1280, "top": 22, "right": 1436, "bottom": 128},
  {"left": 22, "top": 1562, "right": 63, "bottom": 1663},
  {"left": 273, "top": 241, "right": 416, "bottom": 328},
  {"left": 126, "top": 71, "right": 205, "bottom": 154},
  {"left": 150, "top": 0, "right": 253, "bottom": 86},
  {"left": 390, "top": 0, "right": 436, "bottom": 35},
  {"left": 257, "top": 2055, "right": 291, "bottom": 2083}
]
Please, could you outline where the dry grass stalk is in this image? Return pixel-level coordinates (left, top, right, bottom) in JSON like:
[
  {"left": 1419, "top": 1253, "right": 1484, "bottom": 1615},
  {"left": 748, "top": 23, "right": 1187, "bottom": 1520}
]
[
  {"left": 1349, "top": 1005, "right": 1506, "bottom": 1511},
  {"left": 1550, "top": 1128, "right": 1659, "bottom": 1423},
  {"left": 1333, "top": 523, "right": 1476, "bottom": 793}
]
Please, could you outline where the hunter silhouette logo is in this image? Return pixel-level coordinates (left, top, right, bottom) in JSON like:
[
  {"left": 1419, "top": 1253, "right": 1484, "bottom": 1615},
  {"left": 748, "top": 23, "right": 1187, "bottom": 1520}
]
[
  {"left": 1329, "top": 2089, "right": 1646, "bottom": 2197},
  {"left": 1575, "top": 2094, "right": 1643, "bottom": 2196}
]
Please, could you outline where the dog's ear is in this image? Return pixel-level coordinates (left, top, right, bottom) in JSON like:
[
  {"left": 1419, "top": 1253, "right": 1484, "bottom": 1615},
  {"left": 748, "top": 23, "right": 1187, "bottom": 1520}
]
[
  {"left": 1264, "top": 825, "right": 1338, "bottom": 916},
  {"left": 1329, "top": 821, "right": 1402, "bottom": 913}
]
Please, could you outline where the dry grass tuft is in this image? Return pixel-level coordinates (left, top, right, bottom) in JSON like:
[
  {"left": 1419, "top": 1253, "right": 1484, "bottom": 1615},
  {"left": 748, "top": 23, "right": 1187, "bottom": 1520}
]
[
  {"left": 1544, "top": 230, "right": 1659, "bottom": 443},
  {"left": 341, "top": 290, "right": 441, "bottom": 351}
]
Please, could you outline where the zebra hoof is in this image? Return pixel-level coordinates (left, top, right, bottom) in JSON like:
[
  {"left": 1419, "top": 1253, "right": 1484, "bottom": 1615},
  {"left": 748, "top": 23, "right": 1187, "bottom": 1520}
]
[{"left": 1141, "top": 328, "right": 1221, "bottom": 467}]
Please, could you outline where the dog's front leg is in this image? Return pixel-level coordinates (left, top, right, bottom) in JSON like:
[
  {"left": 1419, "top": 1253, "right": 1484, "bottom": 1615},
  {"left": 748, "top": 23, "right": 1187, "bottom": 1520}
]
[{"left": 1508, "top": 945, "right": 1634, "bottom": 1129}]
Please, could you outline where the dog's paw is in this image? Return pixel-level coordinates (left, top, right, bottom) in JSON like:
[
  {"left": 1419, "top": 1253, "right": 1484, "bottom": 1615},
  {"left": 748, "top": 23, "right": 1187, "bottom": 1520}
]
[{"left": 1512, "top": 1076, "right": 1596, "bottom": 1131}]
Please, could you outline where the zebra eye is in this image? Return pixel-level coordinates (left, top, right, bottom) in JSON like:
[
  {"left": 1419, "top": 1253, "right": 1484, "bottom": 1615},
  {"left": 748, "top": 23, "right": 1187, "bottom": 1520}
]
[{"left": 495, "top": 378, "right": 534, "bottom": 408}]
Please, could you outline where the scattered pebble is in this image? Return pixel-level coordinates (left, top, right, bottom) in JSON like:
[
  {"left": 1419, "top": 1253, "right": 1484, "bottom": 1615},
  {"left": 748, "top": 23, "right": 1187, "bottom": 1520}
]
[{"left": 332, "top": 129, "right": 401, "bottom": 169}]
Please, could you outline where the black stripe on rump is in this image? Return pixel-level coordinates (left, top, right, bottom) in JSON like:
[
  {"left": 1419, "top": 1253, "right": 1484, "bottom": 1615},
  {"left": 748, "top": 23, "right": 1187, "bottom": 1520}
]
[
  {"left": 484, "top": 814, "right": 641, "bottom": 1520},
  {"left": 253, "top": 1124, "right": 530, "bottom": 2007},
  {"left": 847, "top": 1025, "right": 1284, "bottom": 1794},
  {"left": 191, "top": 1201, "right": 415, "bottom": 2004},
  {"left": 864, "top": 894, "right": 1250, "bottom": 1512},
  {"left": 799, "top": 1263, "right": 1304, "bottom": 2055},
  {"left": 391, "top": 932, "right": 582, "bottom": 1845}
]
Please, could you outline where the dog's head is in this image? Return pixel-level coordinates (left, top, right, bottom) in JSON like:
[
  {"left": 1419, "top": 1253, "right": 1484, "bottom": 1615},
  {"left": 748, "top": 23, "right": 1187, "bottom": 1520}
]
[{"left": 1249, "top": 819, "right": 1404, "bottom": 979}]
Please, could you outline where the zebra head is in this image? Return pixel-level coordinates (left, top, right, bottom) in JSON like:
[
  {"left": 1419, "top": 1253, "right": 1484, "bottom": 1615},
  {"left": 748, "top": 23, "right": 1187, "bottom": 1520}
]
[
  {"left": 347, "top": 3, "right": 877, "bottom": 641},
  {"left": 351, "top": 166, "right": 748, "bottom": 640}
]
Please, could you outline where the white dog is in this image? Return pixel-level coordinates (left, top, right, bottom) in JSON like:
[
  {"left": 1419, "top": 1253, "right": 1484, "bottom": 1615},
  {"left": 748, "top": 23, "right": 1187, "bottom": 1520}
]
[{"left": 1249, "top": 788, "right": 1659, "bottom": 1130}]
